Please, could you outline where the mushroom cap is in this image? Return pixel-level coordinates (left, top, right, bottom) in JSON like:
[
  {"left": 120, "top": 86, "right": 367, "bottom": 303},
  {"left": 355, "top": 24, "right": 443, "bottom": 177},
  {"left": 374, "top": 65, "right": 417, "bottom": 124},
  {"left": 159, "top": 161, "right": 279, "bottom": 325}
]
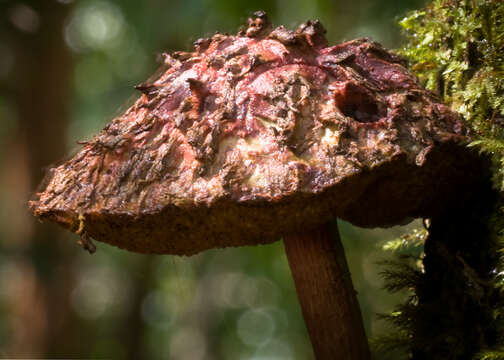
[{"left": 30, "top": 12, "right": 482, "bottom": 255}]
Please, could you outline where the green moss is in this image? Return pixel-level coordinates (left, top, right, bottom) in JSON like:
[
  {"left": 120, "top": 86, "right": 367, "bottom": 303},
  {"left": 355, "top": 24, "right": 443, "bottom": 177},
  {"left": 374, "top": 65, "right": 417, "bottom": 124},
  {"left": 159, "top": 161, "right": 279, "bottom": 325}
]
[
  {"left": 399, "top": 0, "right": 504, "bottom": 190},
  {"left": 376, "top": 2, "right": 504, "bottom": 359}
]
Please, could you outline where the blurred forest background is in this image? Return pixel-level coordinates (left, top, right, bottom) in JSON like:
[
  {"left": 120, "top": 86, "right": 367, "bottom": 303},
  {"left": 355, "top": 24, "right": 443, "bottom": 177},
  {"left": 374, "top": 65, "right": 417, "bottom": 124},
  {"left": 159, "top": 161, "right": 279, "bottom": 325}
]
[{"left": 0, "top": 0, "right": 427, "bottom": 359}]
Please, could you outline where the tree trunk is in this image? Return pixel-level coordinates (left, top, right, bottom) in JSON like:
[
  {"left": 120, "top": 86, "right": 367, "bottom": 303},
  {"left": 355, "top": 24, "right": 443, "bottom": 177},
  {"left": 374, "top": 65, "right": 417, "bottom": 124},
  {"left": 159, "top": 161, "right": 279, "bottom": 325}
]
[
  {"left": 412, "top": 178, "right": 499, "bottom": 359},
  {"left": 2, "top": 1, "right": 80, "bottom": 357}
]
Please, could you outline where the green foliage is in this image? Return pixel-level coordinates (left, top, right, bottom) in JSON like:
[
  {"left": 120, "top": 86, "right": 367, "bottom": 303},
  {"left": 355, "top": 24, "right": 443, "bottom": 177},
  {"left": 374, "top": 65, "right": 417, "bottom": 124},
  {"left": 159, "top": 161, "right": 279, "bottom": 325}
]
[
  {"left": 379, "top": 198, "right": 504, "bottom": 359},
  {"left": 399, "top": 0, "right": 504, "bottom": 190},
  {"left": 477, "top": 349, "right": 504, "bottom": 360},
  {"left": 379, "top": 257, "right": 422, "bottom": 294},
  {"left": 382, "top": 228, "right": 427, "bottom": 254},
  {"left": 375, "top": 232, "right": 423, "bottom": 359},
  {"left": 377, "top": 3, "right": 504, "bottom": 359},
  {"left": 476, "top": 350, "right": 504, "bottom": 360}
]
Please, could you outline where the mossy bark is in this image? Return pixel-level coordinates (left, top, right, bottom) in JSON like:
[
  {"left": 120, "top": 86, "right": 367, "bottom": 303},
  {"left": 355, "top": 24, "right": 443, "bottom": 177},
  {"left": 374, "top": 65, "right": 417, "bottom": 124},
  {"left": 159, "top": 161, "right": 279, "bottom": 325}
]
[{"left": 411, "top": 177, "right": 501, "bottom": 359}]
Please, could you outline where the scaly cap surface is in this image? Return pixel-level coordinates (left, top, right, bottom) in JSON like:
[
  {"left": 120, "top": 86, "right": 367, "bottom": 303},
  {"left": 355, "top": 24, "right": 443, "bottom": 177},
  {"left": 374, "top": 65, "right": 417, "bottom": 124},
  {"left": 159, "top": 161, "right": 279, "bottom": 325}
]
[{"left": 30, "top": 12, "right": 480, "bottom": 254}]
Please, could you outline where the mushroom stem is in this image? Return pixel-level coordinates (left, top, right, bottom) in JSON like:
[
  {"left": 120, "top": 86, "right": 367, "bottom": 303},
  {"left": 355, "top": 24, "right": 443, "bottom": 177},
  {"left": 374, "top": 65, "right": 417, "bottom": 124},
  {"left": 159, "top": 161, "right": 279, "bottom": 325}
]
[{"left": 283, "top": 221, "right": 370, "bottom": 360}]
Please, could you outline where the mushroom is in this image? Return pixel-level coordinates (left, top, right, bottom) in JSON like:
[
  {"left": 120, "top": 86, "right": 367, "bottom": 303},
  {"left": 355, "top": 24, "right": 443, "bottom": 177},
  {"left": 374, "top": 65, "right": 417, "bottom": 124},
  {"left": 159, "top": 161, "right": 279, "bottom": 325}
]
[{"left": 29, "top": 12, "right": 483, "bottom": 359}]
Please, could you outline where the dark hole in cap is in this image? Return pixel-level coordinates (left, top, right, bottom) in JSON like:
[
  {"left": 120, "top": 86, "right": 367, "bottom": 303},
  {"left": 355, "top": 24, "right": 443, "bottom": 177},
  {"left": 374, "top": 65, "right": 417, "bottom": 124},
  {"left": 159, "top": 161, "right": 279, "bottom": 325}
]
[{"left": 335, "top": 82, "right": 384, "bottom": 123}]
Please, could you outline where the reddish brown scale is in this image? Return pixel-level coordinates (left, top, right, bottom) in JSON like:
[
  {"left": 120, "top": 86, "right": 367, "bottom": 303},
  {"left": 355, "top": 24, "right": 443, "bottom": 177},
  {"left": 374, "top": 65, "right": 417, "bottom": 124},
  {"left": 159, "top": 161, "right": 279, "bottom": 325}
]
[{"left": 30, "top": 13, "right": 480, "bottom": 255}]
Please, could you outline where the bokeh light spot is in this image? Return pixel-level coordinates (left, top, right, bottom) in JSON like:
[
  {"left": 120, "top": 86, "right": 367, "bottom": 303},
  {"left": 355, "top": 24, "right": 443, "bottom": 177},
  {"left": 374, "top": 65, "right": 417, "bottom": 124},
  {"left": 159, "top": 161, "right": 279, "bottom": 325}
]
[
  {"left": 237, "top": 308, "right": 276, "bottom": 347},
  {"left": 65, "top": 1, "right": 125, "bottom": 52},
  {"left": 169, "top": 326, "right": 207, "bottom": 360},
  {"left": 141, "top": 291, "right": 179, "bottom": 330},
  {"left": 8, "top": 4, "right": 40, "bottom": 33},
  {"left": 71, "top": 265, "right": 131, "bottom": 319}
]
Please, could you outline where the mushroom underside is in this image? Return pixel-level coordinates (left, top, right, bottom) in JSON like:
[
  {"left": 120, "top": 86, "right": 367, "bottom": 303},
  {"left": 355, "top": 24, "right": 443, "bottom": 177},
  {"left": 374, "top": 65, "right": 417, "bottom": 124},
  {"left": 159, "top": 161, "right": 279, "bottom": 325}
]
[{"left": 35, "top": 142, "right": 482, "bottom": 255}]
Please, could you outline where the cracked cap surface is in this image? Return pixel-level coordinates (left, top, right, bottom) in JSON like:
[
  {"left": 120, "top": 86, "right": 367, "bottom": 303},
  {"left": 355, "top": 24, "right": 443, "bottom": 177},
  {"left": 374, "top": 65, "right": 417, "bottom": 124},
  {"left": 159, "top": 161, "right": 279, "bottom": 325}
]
[{"left": 30, "top": 12, "right": 482, "bottom": 255}]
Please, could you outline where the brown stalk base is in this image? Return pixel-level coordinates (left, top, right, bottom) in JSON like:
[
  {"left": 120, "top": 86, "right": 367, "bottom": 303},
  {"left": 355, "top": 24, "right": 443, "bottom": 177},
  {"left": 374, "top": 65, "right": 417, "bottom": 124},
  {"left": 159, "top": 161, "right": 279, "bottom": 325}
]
[{"left": 283, "top": 221, "right": 371, "bottom": 360}]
